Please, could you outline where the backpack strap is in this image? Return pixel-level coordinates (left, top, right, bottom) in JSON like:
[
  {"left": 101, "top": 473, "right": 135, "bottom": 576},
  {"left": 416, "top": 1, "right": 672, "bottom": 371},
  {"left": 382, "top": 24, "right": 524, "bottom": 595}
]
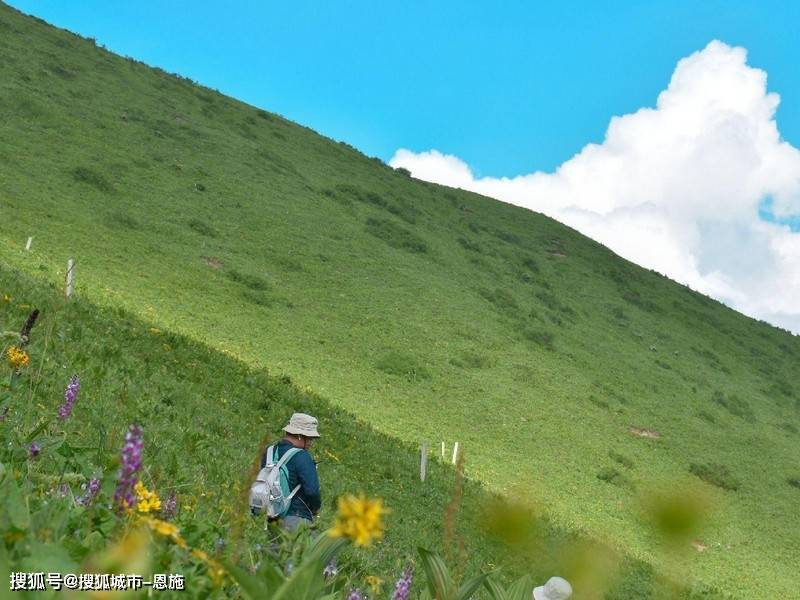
[
  {"left": 275, "top": 447, "right": 300, "bottom": 470},
  {"left": 276, "top": 447, "right": 302, "bottom": 502}
]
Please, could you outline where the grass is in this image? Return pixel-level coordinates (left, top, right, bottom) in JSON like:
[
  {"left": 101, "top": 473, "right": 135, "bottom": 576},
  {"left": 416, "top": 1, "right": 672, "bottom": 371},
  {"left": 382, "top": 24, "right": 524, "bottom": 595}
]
[
  {"left": 0, "top": 2, "right": 798, "bottom": 596},
  {"left": 0, "top": 265, "right": 704, "bottom": 598}
]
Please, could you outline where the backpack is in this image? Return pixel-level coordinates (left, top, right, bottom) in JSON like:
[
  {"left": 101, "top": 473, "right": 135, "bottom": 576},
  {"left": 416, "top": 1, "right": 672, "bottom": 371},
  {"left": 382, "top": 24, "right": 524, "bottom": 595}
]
[{"left": 249, "top": 445, "right": 301, "bottom": 519}]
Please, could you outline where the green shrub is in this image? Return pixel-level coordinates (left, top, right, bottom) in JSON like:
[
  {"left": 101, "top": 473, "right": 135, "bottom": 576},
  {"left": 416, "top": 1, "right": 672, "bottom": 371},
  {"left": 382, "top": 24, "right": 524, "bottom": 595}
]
[
  {"left": 523, "top": 328, "right": 554, "bottom": 351},
  {"left": 187, "top": 218, "right": 216, "bottom": 237},
  {"left": 226, "top": 269, "right": 270, "bottom": 291},
  {"left": 779, "top": 422, "right": 798, "bottom": 434},
  {"left": 479, "top": 288, "right": 519, "bottom": 313},
  {"left": 365, "top": 218, "right": 427, "bottom": 253},
  {"left": 72, "top": 166, "right": 113, "bottom": 192},
  {"left": 449, "top": 352, "right": 492, "bottom": 369},
  {"left": 457, "top": 237, "right": 482, "bottom": 253},
  {"left": 104, "top": 210, "right": 140, "bottom": 230},
  {"left": 788, "top": 477, "right": 800, "bottom": 490},
  {"left": 712, "top": 391, "right": 755, "bottom": 422},
  {"left": 609, "top": 451, "right": 635, "bottom": 469},
  {"left": 689, "top": 462, "right": 740, "bottom": 491},
  {"left": 375, "top": 350, "right": 430, "bottom": 381},
  {"left": 597, "top": 467, "right": 634, "bottom": 489}
]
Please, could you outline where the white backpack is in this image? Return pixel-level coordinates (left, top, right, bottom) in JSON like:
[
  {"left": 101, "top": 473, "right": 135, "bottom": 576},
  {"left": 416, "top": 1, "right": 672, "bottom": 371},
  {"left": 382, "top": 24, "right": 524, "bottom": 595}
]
[{"left": 249, "top": 445, "right": 301, "bottom": 519}]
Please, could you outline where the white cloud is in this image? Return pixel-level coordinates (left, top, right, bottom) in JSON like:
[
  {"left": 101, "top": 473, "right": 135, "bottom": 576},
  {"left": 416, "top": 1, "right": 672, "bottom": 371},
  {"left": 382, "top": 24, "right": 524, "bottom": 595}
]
[{"left": 390, "top": 41, "right": 800, "bottom": 334}]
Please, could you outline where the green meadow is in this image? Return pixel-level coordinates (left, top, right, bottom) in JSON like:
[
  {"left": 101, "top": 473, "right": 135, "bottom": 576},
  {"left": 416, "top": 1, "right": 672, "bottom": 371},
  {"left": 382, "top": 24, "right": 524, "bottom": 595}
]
[{"left": 1, "top": 2, "right": 799, "bottom": 596}]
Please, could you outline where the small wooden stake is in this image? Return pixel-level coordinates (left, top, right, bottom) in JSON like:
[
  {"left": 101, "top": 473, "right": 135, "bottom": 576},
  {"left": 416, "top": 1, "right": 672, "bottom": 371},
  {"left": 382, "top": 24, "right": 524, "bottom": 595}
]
[
  {"left": 25, "top": 237, "right": 32, "bottom": 251},
  {"left": 441, "top": 441, "right": 446, "bottom": 458},
  {"left": 420, "top": 441, "right": 428, "bottom": 482},
  {"left": 65, "top": 259, "right": 74, "bottom": 299},
  {"left": 452, "top": 442, "right": 459, "bottom": 465}
]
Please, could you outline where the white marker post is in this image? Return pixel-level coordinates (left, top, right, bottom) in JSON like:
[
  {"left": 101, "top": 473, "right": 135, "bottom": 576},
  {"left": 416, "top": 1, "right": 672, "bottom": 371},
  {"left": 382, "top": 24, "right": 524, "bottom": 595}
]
[
  {"left": 452, "top": 442, "right": 459, "bottom": 465},
  {"left": 420, "top": 441, "right": 428, "bottom": 482},
  {"left": 25, "top": 237, "right": 32, "bottom": 251},
  {"left": 65, "top": 259, "right": 74, "bottom": 299},
  {"left": 441, "top": 441, "right": 446, "bottom": 459}
]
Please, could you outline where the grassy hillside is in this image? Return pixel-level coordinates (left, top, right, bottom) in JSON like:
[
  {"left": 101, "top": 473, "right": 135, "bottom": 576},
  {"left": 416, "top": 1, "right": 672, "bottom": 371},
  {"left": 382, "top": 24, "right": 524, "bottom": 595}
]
[
  {"left": 1, "top": 2, "right": 798, "bottom": 596},
  {"left": 0, "top": 264, "right": 688, "bottom": 599}
]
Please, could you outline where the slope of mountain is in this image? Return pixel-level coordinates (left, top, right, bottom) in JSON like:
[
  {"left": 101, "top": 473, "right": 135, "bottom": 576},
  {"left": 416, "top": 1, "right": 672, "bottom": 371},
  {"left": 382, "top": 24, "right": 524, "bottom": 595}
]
[{"left": 1, "top": 3, "right": 798, "bottom": 596}]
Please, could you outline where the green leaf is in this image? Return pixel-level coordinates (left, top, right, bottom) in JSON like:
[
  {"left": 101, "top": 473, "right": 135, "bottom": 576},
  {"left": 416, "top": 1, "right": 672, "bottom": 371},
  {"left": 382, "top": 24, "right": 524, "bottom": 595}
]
[
  {"left": 2, "top": 477, "right": 30, "bottom": 529},
  {"left": 506, "top": 574, "right": 534, "bottom": 600},
  {"left": 25, "top": 418, "right": 51, "bottom": 443},
  {"left": 418, "top": 547, "right": 453, "bottom": 600},
  {"left": 483, "top": 576, "right": 509, "bottom": 600},
  {"left": 222, "top": 561, "right": 271, "bottom": 600},
  {"left": 455, "top": 572, "right": 490, "bottom": 600}
]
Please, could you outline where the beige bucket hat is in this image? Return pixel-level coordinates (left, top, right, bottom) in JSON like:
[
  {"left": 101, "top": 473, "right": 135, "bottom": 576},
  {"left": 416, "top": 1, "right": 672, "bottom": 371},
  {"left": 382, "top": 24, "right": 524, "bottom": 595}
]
[
  {"left": 283, "top": 413, "right": 321, "bottom": 437},
  {"left": 533, "top": 577, "right": 572, "bottom": 600}
]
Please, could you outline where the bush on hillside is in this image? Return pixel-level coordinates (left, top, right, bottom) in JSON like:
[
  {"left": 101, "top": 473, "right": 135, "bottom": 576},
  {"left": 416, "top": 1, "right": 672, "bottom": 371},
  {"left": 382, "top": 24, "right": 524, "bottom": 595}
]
[
  {"left": 689, "top": 462, "right": 740, "bottom": 491},
  {"left": 225, "top": 268, "right": 270, "bottom": 291},
  {"left": 609, "top": 451, "right": 635, "bottom": 469},
  {"left": 712, "top": 390, "right": 756, "bottom": 423},
  {"left": 365, "top": 218, "right": 428, "bottom": 254},
  {"left": 788, "top": 477, "right": 800, "bottom": 490},
  {"left": 72, "top": 166, "right": 113, "bottom": 192},
  {"left": 597, "top": 467, "right": 635, "bottom": 490},
  {"left": 522, "top": 328, "right": 555, "bottom": 351},
  {"left": 375, "top": 350, "right": 430, "bottom": 382},
  {"left": 187, "top": 218, "right": 216, "bottom": 237}
]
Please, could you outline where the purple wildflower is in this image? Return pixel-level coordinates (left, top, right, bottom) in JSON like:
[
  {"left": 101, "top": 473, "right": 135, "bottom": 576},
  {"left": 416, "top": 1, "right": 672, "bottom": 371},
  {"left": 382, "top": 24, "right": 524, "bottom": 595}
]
[
  {"left": 78, "top": 477, "right": 101, "bottom": 506},
  {"left": 391, "top": 567, "right": 413, "bottom": 600},
  {"left": 346, "top": 589, "right": 364, "bottom": 600},
  {"left": 57, "top": 375, "right": 80, "bottom": 420},
  {"left": 161, "top": 492, "right": 177, "bottom": 520},
  {"left": 28, "top": 442, "right": 41, "bottom": 458},
  {"left": 322, "top": 558, "right": 338, "bottom": 579},
  {"left": 113, "top": 424, "right": 143, "bottom": 511}
]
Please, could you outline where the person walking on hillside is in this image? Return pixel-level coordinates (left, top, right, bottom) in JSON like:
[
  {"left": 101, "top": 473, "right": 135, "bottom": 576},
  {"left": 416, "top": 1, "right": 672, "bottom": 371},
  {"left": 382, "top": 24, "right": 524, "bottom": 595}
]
[{"left": 260, "top": 412, "right": 322, "bottom": 531}]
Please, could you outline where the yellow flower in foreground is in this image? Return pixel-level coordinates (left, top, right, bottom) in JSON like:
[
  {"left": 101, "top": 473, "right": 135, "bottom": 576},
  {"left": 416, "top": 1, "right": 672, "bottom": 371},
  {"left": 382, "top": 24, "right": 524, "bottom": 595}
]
[
  {"left": 329, "top": 494, "right": 388, "bottom": 547},
  {"left": 139, "top": 516, "right": 187, "bottom": 548},
  {"left": 6, "top": 346, "right": 29, "bottom": 369},
  {"left": 135, "top": 481, "right": 162, "bottom": 514}
]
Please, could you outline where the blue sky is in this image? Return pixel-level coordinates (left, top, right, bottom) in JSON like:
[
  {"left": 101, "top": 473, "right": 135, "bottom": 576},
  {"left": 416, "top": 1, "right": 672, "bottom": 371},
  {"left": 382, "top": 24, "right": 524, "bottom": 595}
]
[{"left": 8, "top": 0, "right": 800, "bottom": 177}]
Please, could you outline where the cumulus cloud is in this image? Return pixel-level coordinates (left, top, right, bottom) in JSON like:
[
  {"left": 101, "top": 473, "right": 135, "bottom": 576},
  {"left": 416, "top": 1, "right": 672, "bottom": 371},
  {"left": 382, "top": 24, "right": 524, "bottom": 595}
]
[{"left": 390, "top": 41, "right": 800, "bottom": 334}]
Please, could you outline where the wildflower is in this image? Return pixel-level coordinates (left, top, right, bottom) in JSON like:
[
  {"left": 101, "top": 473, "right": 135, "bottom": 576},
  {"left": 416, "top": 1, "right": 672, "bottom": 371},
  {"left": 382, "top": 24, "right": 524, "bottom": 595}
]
[
  {"left": 134, "top": 481, "right": 162, "bottom": 514},
  {"left": 329, "top": 494, "right": 388, "bottom": 547},
  {"left": 113, "top": 425, "right": 143, "bottom": 511},
  {"left": 56, "top": 483, "right": 71, "bottom": 497},
  {"left": 391, "top": 566, "right": 414, "bottom": 600},
  {"left": 161, "top": 492, "right": 178, "bottom": 520},
  {"left": 2, "top": 294, "right": 10, "bottom": 302},
  {"left": 6, "top": 346, "right": 29, "bottom": 369},
  {"left": 140, "top": 515, "right": 187, "bottom": 548},
  {"left": 28, "top": 442, "right": 40, "bottom": 458},
  {"left": 365, "top": 575, "right": 384, "bottom": 595},
  {"left": 0, "top": 406, "right": 9, "bottom": 422},
  {"left": 78, "top": 477, "right": 101, "bottom": 506},
  {"left": 346, "top": 589, "right": 364, "bottom": 600},
  {"left": 57, "top": 375, "right": 80, "bottom": 420},
  {"left": 322, "top": 558, "right": 338, "bottom": 579},
  {"left": 215, "top": 538, "right": 226, "bottom": 552}
]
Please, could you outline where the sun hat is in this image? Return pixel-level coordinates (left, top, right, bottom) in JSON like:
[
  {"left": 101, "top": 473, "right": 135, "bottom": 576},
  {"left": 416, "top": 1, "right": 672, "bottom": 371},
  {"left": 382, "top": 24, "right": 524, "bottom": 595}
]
[
  {"left": 533, "top": 577, "right": 572, "bottom": 600},
  {"left": 283, "top": 413, "right": 321, "bottom": 438}
]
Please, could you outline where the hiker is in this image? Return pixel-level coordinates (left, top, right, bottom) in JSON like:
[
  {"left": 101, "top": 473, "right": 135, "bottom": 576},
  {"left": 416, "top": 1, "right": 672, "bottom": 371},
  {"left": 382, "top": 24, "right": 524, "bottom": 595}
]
[
  {"left": 258, "top": 412, "right": 322, "bottom": 531},
  {"left": 533, "top": 576, "right": 572, "bottom": 600}
]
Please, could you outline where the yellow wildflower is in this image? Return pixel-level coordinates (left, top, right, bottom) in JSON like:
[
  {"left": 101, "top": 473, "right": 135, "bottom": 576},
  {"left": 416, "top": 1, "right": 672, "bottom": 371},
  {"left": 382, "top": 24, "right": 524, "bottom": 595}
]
[
  {"left": 135, "top": 481, "right": 162, "bottom": 514},
  {"left": 6, "top": 346, "right": 29, "bottom": 369},
  {"left": 329, "top": 494, "right": 388, "bottom": 547},
  {"left": 140, "top": 516, "right": 187, "bottom": 548},
  {"left": 364, "top": 575, "right": 384, "bottom": 594},
  {"left": 2, "top": 294, "right": 11, "bottom": 302},
  {"left": 148, "top": 327, "right": 161, "bottom": 334}
]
